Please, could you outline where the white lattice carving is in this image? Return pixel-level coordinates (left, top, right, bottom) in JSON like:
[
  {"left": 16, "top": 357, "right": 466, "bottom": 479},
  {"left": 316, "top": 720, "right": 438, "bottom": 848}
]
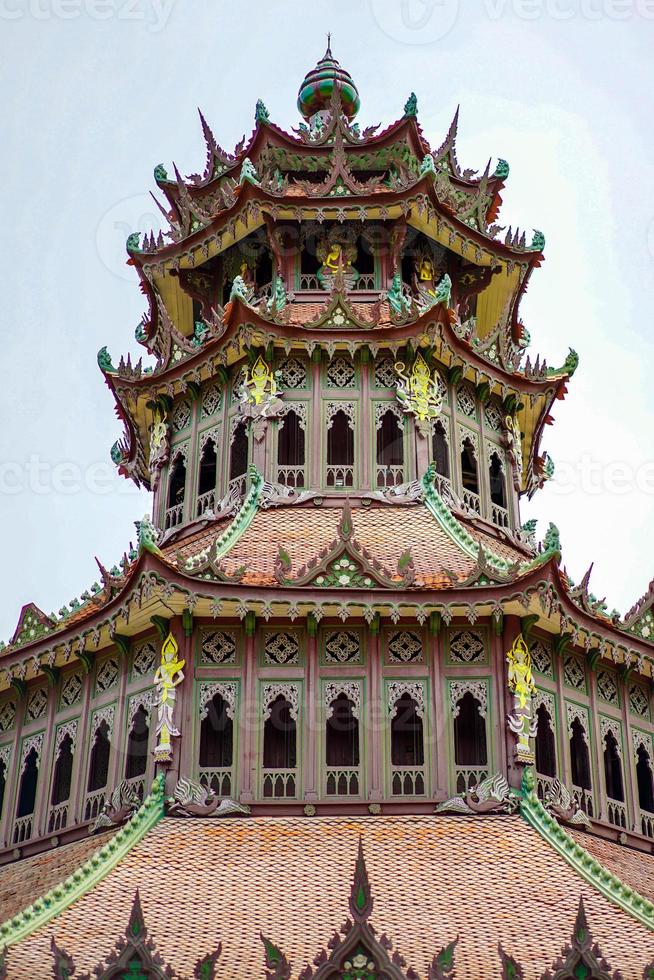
[
  {"left": 388, "top": 681, "right": 425, "bottom": 719},
  {"left": 201, "top": 629, "right": 238, "bottom": 665},
  {"left": 60, "top": 671, "right": 83, "bottom": 706},
  {"left": 600, "top": 716, "right": 623, "bottom": 756},
  {"left": 566, "top": 703, "right": 589, "bottom": 742},
  {"left": 324, "top": 681, "right": 361, "bottom": 720},
  {"left": 55, "top": 719, "right": 78, "bottom": 754},
  {"left": 169, "top": 442, "right": 189, "bottom": 465},
  {"left": 449, "top": 629, "right": 485, "bottom": 664},
  {"left": 262, "top": 683, "right": 299, "bottom": 721},
  {"left": 374, "top": 401, "right": 403, "bottom": 429},
  {"left": 324, "top": 630, "right": 361, "bottom": 664},
  {"left": 530, "top": 640, "right": 553, "bottom": 677},
  {"left": 563, "top": 655, "right": 586, "bottom": 690},
  {"left": 278, "top": 356, "right": 307, "bottom": 389},
  {"left": 629, "top": 683, "right": 650, "bottom": 718},
  {"left": 450, "top": 680, "right": 487, "bottom": 719},
  {"left": 21, "top": 731, "right": 44, "bottom": 766},
  {"left": 387, "top": 630, "right": 423, "bottom": 664},
  {"left": 632, "top": 729, "right": 654, "bottom": 761},
  {"left": 458, "top": 425, "right": 479, "bottom": 456},
  {"left": 91, "top": 704, "right": 115, "bottom": 740},
  {"left": 278, "top": 402, "right": 308, "bottom": 431},
  {"left": 132, "top": 641, "right": 157, "bottom": 677},
  {"left": 172, "top": 400, "right": 192, "bottom": 431},
  {"left": 199, "top": 681, "right": 237, "bottom": 720},
  {"left": 374, "top": 355, "right": 396, "bottom": 389},
  {"left": 0, "top": 743, "right": 11, "bottom": 771},
  {"left": 533, "top": 689, "right": 556, "bottom": 720},
  {"left": 0, "top": 700, "right": 16, "bottom": 733},
  {"left": 327, "top": 355, "right": 355, "bottom": 388},
  {"left": 96, "top": 657, "right": 119, "bottom": 692},
  {"left": 264, "top": 631, "right": 300, "bottom": 665},
  {"left": 597, "top": 669, "right": 619, "bottom": 706},
  {"left": 326, "top": 401, "right": 355, "bottom": 426},
  {"left": 199, "top": 427, "right": 220, "bottom": 453},
  {"left": 484, "top": 401, "right": 503, "bottom": 432},
  {"left": 201, "top": 383, "right": 222, "bottom": 419},
  {"left": 456, "top": 384, "right": 476, "bottom": 418},
  {"left": 128, "top": 690, "right": 156, "bottom": 728},
  {"left": 485, "top": 442, "right": 506, "bottom": 471},
  {"left": 26, "top": 687, "right": 48, "bottom": 721}
]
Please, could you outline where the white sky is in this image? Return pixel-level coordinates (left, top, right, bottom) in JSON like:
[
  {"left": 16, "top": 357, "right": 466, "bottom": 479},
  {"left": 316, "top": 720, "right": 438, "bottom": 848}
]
[{"left": 1, "top": 0, "right": 653, "bottom": 639}]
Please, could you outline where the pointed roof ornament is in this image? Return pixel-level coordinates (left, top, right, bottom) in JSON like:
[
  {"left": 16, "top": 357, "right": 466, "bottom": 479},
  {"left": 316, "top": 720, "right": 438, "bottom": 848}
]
[{"left": 297, "top": 38, "right": 360, "bottom": 122}]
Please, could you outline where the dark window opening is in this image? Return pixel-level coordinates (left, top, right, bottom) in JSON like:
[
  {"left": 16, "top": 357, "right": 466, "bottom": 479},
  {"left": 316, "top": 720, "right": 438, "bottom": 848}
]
[
  {"left": 255, "top": 249, "right": 273, "bottom": 288},
  {"left": 125, "top": 707, "right": 150, "bottom": 781},
  {"left": 0, "top": 759, "right": 5, "bottom": 820},
  {"left": 603, "top": 731, "right": 624, "bottom": 802},
  {"left": 535, "top": 705, "right": 557, "bottom": 778},
  {"left": 432, "top": 421, "right": 450, "bottom": 479},
  {"left": 51, "top": 735, "right": 74, "bottom": 806},
  {"left": 167, "top": 455, "right": 186, "bottom": 509},
  {"left": 327, "top": 410, "right": 354, "bottom": 487},
  {"left": 460, "top": 438, "right": 479, "bottom": 494},
  {"left": 87, "top": 721, "right": 111, "bottom": 793},
  {"left": 278, "top": 411, "right": 305, "bottom": 471},
  {"left": 16, "top": 748, "right": 39, "bottom": 818},
  {"left": 489, "top": 452, "right": 506, "bottom": 508},
  {"left": 229, "top": 422, "right": 249, "bottom": 482},
  {"left": 453, "top": 692, "right": 487, "bottom": 767},
  {"left": 391, "top": 696, "right": 425, "bottom": 767},
  {"left": 570, "top": 718, "right": 592, "bottom": 791},
  {"left": 198, "top": 439, "right": 218, "bottom": 498},
  {"left": 355, "top": 236, "right": 374, "bottom": 276},
  {"left": 376, "top": 410, "right": 403, "bottom": 485},
  {"left": 637, "top": 746, "right": 654, "bottom": 813},
  {"left": 192, "top": 298, "right": 203, "bottom": 325},
  {"left": 300, "top": 234, "right": 321, "bottom": 276},
  {"left": 263, "top": 696, "right": 297, "bottom": 770},
  {"left": 326, "top": 695, "right": 359, "bottom": 768},
  {"left": 199, "top": 694, "right": 234, "bottom": 769}
]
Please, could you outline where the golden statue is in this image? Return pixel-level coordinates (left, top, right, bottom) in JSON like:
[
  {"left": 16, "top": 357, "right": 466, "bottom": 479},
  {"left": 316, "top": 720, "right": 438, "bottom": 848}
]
[
  {"left": 241, "top": 355, "right": 278, "bottom": 407},
  {"left": 419, "top": 256, "right": 435, "bottom": 283},
  {"left": 153, "top": 633, "right": 186, "bottom": 763},
  {"left": 324, "top": 242, "right": 344, "bottom": 272},
  {"left": 506, "top": 633, "right": 537, "bottom": 765},
  {"left": 394, "top": 352, "right": 442, "bottom": 427}
]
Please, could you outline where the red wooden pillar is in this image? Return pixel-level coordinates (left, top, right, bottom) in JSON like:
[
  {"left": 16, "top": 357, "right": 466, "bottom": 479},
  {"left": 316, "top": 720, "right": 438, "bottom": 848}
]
[
  {"left": 368, "top": 614, "right": 383, "bottom": 801},
  {"left": 177, "top": 610, "right": 196, "bottom": 788},
  {"left": 239, "top": 612, "right": 257, "bottom": 803},
  {"left": 304, "top": 613, "right": 319, "bottom": 801},
  {"left": 428, "top": 612, "right": 447, "bottom": 797},
  {"left": 501, "top": 615, "right": 522, "bottom": 790}
]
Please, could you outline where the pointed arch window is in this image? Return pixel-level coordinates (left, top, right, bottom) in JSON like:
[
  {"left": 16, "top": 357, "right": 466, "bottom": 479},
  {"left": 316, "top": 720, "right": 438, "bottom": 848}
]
[
  {"left": 14, "top": 747, "right": 39, "bottom": 842},
  {"left": 196, "top": 437, "right": 218, "bottom": 515},
  {"left": 376, "top": 408, "right": 404, "bottom": 488},
  {"left": 327, "top": 408, "right": 354, "bottom": 488},
  {"left": 229, "top": 421, "right": 249, "bottom": 490},
  {"left": 432, "top": 420, "right": 450, "bottom": 480},
  {"left": 87, "top": 721, "right": 111, "bottom": 794},
  {"left": 325, "top": 693, "right": 360, "bottom": 796},
  {"left": 603, "top": 730, "right": 624, "bottom": 803},
  {"left": 51, "top": 734, "right": 74, "bottom": 807},
  {"left": 0, "top": 757, "right": 6, "bottom": 823},
  {"left": 277, "top": 410, "right": 306, "bottom": 488},
  {"left": 489, "top": 451, "right": 507, "bottom": 509},
  {"left": 165, "top": 453, "right": 187, "bottom": 529},
  {"left": 262, "top": 695, "right": 297, "bottom": 799},
  {"left": 460, "top": 437, "right": 479, "bottom": 497},
  {"left": 637, "top": 745, "right": 654, "bottom": 813},
  {"left": 390, "top": 694, "right": 425, "bottom": 796},
  {"left": 199, "top": 693, "right": 234, "bottom": 797},
  {"left": 125, "top": 706, "right": 150, "bottom": 782},
  {"left": 453, "top": 690, "right": 487, "bottom": 793},
  {"left": 570, "top": 718, "right": 592, "bottom": 792},
  {"left": 535, "top": 704, "right": 557, "bottom": 780}
]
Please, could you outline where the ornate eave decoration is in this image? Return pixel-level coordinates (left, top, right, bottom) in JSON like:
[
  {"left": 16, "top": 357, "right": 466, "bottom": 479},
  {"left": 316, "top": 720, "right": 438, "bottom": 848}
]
[
  {"left": 274, "top": 501, "right": 416, "bottom": 590},
  {"left": 542, "top": 778, "right": 591, "bottom": 830},
  {"left": 435, "top": 772, "right": 519, "bottom": 816},
  {"left": 166, "top": 776, "right": 250, "bottom": 818}
]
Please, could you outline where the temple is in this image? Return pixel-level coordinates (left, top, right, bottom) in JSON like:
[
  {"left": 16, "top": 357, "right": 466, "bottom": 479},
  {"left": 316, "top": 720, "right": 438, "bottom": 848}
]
[{"left": 2, "top": 43, "right": 654, "bottom": 978}]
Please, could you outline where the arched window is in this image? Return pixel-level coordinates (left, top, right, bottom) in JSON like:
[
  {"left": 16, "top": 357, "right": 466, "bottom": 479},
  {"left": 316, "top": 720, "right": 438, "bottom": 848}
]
[
  {"left": 277, "top": 410, "right": 305, "bottom": 488},
  {"left": 16, "top": 748, "right": 39, "bottom": 819},
  {"left": 390, "top": 695, "right": 425, "bottom": 796},
  {"left": 454, "top": 692, "right": 487, "bottom": 767},
  {"left": 570, "top": 718, "right": 592, "bottom": 791},
  {"left": 460, "top": 437, "right": 479, "bottom": 495},
  {"left": 197, "top": 438, "right": 218, "bottom": 506},
  {"left": 432, "top": 421, "right": 450, "bottom": 480},
  {"left": 166, "top": 454, "right": 186, "bottom": 529},
  {"left": 0, "top": 758, "right": 6, "bottom": 821},
  {"left": 637, "top": 745, "right": 654, "bottom": 813},
  {"left": 87, "top": 721, "right": 111, "bottom": 793},
  {"left": 535, "top": 705, "right": 556, "bottom": 779},
  {"left": 326, "top": 694, "right": 359, "bottom": 796},
  {"left": 199, "top": 694, "right": 234, "bottom": 769},
  {"left": 603, "top": 731, "right": 624, "bottom": 802},
  {"left": 263, "top": 695, "right": 297, "bottom": 799},
  {"left": 489, "top": 451, "right": 506, "bottom": 509},
  {"left": 125, "top": 706, "right": 150, "bottom": 781},
  {"left": 327, "top": 409, "right": 354, "bottom": 487},
  {"left": 376, "top": 409, "right": 404, "bottom": 487},
  {"left": 229, "top": 421, "right": 249, "bottom": 484},
  {"left": 51, "top": 735, "right": 74, "bottom": 806}
]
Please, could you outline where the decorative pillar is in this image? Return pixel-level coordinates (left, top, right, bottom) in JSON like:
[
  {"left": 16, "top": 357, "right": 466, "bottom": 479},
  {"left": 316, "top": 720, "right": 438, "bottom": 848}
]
[
  {"left": 304, "top": 613, "right": 319, "bottom": 801},
  {"left": 368, "top": 614, "right": 383, "bottom": 801},
  {"left": 620, "top": 667, "right": 640, "bottom": 832},
  {"left": 176, "top": 609, "right": 196, "bottom": 789},
  {"left": 587, "top": 654, "right": 605, "bottom": 821},
  {"left": 1, "top": 684, "right": 24, "bottom": 848},
  {"left": 68, "top": 667, "right": 93, "bottom": 831},
  {"left": 152, "top": 617, "right": 185, "bottom": 798},
  {"left": 555, "top": 636, "right": 573, "bottom": 788},
  {"left": 360, "top": 347, "right": 371, "bottom": 490},
  {"left": 238, "top": 611, "right": 257, "bottom": 803},
  {"left": 34, "top": 672, "right": 59, "bottom": 838},
  {"left": 490, "top": 614, "right": 509, "bottom": 780},
  {"left": 501, "top": 615, "right": 527, "bottom": 791},
  {"left": 310, "top": 350, "right": 322, "bottom": 490},
  {"left": 106, "top": 641, "right": 129, "bottom": 797},
  {"left": 428, "top": 612, "right": 447, "bottom": 795}
]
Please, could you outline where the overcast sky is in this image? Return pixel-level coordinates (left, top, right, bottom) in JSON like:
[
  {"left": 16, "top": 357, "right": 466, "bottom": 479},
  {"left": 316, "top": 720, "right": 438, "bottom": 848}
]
[{"left": 1, "top": 0, "right": 653, "bottom": 639}]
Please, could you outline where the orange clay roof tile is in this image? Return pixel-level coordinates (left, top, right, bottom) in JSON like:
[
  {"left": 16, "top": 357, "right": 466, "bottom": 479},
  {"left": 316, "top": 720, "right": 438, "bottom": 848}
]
[{"left": 4, "top": 815, "right": 654, "bottom": 978}]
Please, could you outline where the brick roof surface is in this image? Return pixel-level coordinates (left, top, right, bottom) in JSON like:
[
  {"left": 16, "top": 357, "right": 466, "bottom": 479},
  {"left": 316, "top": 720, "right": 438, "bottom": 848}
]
[
  {"left": 167, "top": 504, "right": 527, "bottom": 588},
  {"left": 568, "top": 827, "right": 654, "bottom": 904},
  {"left": 4, "top": 815, "right": 654, "bottom": 978}
]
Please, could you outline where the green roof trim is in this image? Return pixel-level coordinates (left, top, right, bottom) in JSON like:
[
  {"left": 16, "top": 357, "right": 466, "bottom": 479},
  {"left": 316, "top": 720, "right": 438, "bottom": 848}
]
[
  {"left": 520, "top": 770, "right": 654, "bottom": 931},
  {"left": 0, "top": 774, "right": 165, "bottom": 949},
  {"left": 184, "top": 465, "right": 264, "bottom": 573},
  {"left": 420, "top": 464, "right": 512, "bottom": 575}
]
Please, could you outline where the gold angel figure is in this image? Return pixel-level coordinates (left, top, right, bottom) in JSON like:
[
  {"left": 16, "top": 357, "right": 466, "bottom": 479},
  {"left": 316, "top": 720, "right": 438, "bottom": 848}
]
[
  {"left": 153, "top": 633, "right": 186, "bottom": 763},
  {"left": 394, "top": 352, "right": 442, "bottom": 424}
]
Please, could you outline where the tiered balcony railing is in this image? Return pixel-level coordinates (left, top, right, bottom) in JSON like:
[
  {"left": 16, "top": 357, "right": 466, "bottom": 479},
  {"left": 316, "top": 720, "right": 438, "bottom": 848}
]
[
  {"left": 196, "top": 488, "right": 218, "bottom": 517},
  {"left": 376, "top": 465, "right": 404, "bottom": 489},
  {"left": 83, "top": 788, "right": 106, "bottom": 822},
  {"left": 641, "top": 810, "right": 654, "bottom": 840},
  {"left": 326, "top": 465, "right": 354, "bottom": 488},
  {"left": 164, "top": 502, "right": 184, "bottom": 531},
  {"left": 228, "top": 474, "right": 247, "bottom": 500},
  {"left": 325, "top": 767, "right": 360, "bottom": 797},
  {"left": 491, "top": 503, "right": 510, "bottom": 529},
  {"left": 47, "top": 801, "right": 69, "bottom": 833},
  {"left": 276, "top": 465, "right": 305, "bottom": 489},
  {"left": 297, "top": 273, "right": 376, "bottom": 293},
  {"left": 262, "top": 768, "right": 296, "bottom": 799},
  {"left": 462, "top": 488, "right": 481, "bottom": 516},
  {"left": 536, "top": 772, "right": 556, "bottom": 801},
  {"left": 391, "top": 766, "right": 426, "bottom": 796},
  {"left": 572, "top": 785, "right": 595, "bottom": 819},
  {"left": 13, "top": 814, "right": 33, "bottom": 844},
  {"left": 455, "top": 766, "right": 489, "bottom": 794},
  {"left": 124, "top": 773, "right": 146, "bottom": 803},
  {"left": 199, "top": 767, "right": 233, "bottom": 798},
  {"left": 606, "top": 798, "right": 627, "bottom": 829}
]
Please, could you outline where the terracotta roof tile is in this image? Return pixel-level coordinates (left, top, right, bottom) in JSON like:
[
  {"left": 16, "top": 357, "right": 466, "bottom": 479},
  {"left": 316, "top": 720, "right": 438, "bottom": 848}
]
[
  {"left": 4, "top": 815, "right": 654, "bottom": 978},
  {"left": 568, "top": 828, "right": 654, "bottom": 904}
]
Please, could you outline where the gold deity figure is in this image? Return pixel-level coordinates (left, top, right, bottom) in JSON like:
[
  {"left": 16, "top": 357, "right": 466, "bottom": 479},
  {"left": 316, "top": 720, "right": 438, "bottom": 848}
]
[
  {"left": 153, "top": 633, "right": 186, "bottom": 763},
  {"left": 324, "top": 242, "right": 346, "bottom": 272},
  {"left": 394, "top": 352, "right": 442, "bottom": 424},
  {"left": 241, "top": 355, "right": 278, "bottom": 407},
  {"left": 506, "top": 634, "right": 536, "bottom": 710},
  {"left": 419, "top": 256, "right": 435, "bottom": 283}
]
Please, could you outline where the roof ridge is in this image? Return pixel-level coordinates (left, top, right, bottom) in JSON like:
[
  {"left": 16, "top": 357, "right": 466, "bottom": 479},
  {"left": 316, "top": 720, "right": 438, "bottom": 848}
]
[
  {"left": 0, "top": 774, "right": 165, "bottom": 949},
  {"left": 520, "top": 769, "right": 654, "bottom": 931}
]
